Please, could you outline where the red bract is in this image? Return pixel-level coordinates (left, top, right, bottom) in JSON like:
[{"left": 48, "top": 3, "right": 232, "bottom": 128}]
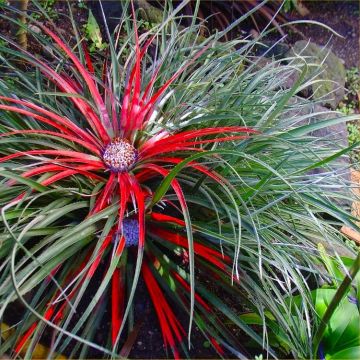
[{"left": 0, "top": 11, "right": 257, "bottom": 359}]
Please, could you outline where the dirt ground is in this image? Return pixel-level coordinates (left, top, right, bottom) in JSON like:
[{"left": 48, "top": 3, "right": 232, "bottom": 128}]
[{"left": 288, "top": 0, "right": 359, "bottom": 68}]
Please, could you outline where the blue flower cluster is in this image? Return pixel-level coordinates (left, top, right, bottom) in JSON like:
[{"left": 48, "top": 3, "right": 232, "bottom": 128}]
[{"left": 122, "top": 218, "right": 139, "bottom": 247}]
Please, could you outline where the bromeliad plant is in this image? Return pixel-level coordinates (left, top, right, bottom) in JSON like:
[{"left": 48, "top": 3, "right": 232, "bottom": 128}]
[{"left": 0, "top": 1, "right": 359, "bottom": 359}]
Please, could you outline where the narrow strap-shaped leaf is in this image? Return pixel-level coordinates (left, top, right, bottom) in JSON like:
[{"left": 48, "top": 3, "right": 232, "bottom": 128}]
[{"left": 38, "top": 25, "right": 112, "bottom": 134}]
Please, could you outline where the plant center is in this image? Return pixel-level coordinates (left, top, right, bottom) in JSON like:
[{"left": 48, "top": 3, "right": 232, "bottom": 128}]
[{"left": 102, "top": 138, "right": 137, "bottom": 172}]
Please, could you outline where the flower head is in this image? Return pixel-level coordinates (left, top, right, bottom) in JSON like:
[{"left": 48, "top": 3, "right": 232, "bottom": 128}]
[{"left": 102, "top": 138, "right": 138, "bottom": 172}]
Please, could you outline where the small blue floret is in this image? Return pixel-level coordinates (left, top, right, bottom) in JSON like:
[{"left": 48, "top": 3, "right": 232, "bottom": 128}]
[
  {"left": 348, "top": 295, "right": 358, "bottom": 305},
  {"left": 122, "top": 218, "right": 139, "bottom": 247}
]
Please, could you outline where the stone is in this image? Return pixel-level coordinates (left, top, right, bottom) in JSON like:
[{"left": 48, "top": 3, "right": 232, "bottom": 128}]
[
  {"left": 306, "top": 108, "right": 350, "bottom": 183},
  {"left": 310, "top": 105, "right": 349, "bottom": 148},
  {"left": 282, "top": 98, "right": 351, "bottom": 196},
  {"left": 28, "top": 24, "right": 41, "bottom": 34},
  {"left": 250, "top": 55, "right": 308, "bottom": 96},
  {"left": 44, "top": 45, "right": 54, "bottom": 57},
  {"left": 253, "top": 41, "right": 290, "bottom": 60},
  {"left": 286, "top": 41, "right": 346, "bottom": 109}
]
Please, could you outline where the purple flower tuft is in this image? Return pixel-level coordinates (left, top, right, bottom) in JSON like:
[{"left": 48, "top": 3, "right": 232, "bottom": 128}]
[
  {"left": 318, "top": 343, "right": 325, "bottom": 360},
  {"left": 122, "top": 218, "right": 139, "bottom": 247},
  {"left": 348, "top": 295, "right": 358, "bottom": 305}
]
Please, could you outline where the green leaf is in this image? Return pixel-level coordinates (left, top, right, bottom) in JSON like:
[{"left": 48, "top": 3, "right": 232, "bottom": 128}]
[
  {"left": 84, "top": 10, "right": 106, "bottom": 51},
  {"left": 0, "top": 169, "right": 48, "bottom": 193},
  {"left": 326, "top": 346, "right": 360, "bottom": 359}
]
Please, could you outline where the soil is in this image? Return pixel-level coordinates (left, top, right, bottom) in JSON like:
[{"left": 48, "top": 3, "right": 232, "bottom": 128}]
[{"left": 286, "top": 0, "right": 359, "bottom": 68}]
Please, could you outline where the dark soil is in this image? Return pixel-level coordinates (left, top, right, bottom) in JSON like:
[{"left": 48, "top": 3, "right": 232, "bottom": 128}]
[{"left": 287, "top": 0, "right": 359, "bottom": 68}]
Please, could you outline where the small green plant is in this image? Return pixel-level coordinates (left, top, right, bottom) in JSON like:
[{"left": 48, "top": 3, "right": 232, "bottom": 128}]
[
  {"left": 347, "top": 122, "right": 360, "bottom": 163},
  {"left": 40, "top": 0, "right": 57, "bottom": 19},
  {"left": 346, "top": 67, "right": 360, "bottom": 97},
  {"left": 282, "top": 0, "right": 298, "bottom": 13},
  {"left": 339, "top": 67, "right": 360, "bottom": 115},
  {"left": 240, "top": 246, "right": 360, "bottom": 359},
  {"left": 83, "top": 9, "right": 107, "bottom": 52},
  {"left": 282, "top": 0, "right": 310, "bottom": 16},
  {"left": 29, "top": 0, "right": 57, "bottom": 21},
  {"left": 339, "top": 101, "right": 356, "bottom": 115},
  {"left": 77, "top": 0, "right": 87, "bottom": 10},
  {"left": 347, "top": 123, "right": 360, "bottom": 147},
  {"left": 139, "top": 20, "right": 152, "bottom": 31}
]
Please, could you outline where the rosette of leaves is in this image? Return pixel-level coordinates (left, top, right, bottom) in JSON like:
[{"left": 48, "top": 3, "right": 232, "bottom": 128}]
[{"left": 0, "top": 1, "right": 358, "bottom": 359}]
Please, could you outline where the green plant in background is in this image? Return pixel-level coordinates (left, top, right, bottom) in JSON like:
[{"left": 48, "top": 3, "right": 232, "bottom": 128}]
[
  {"left": 346, "top": 67, "right": 360, "bottom": 99},
  {"left": 28, "top": 0, "right": 57, "bottom": 21},
  {"left": 282, "top": 0, "right": 309, "bottom": 16},
  {"left": 282, "top": 0, "right": 298, "bottom": 13},
  {"left": 339, "top": 67, "right": 360, "bottom": 115},
  {"left": 312, "top": 246, "right": 360, "bottom": 360},
  {"left": 83, "top": 9, "right": 107, "bottom": 53},
  {"left": 0, "top": 0, "right": 359, "bottom": 359},
  {"left": 77, "top": 0, "right": 87, "bottom": 10},
  {"left": 240, "top": 247, "right": 360, "bottom": 359},
  {"left": 348, "top": 123, "right": 360, "bottom": 146},
  {"left": 38, "top": 0, "right": 57, "bottom": 19}
]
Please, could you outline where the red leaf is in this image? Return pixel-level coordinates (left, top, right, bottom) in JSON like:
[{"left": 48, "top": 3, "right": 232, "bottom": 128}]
[
  {"left": 117, "top": 173, "right": 131, "bottom": 232},
  {"left": 0, "top": 35, "right": 111, "bottom": 142},
  {"left": 17, "top": 164, "right": 103, "bottom": 185},
  {"left": 82, "top": 42, "right": 95, "bottom": 74},
  {"left": 210, "top": 337, "right": 225, "bottom": 356},
  {"left": 14, "top": 322, "right": 38, "bottom": 355},
  {"left": 127, "top": 2, "right": 141, "bottom": 135},
  {"left": 14, "top": 307, "right": 55, "bottom": 355},
  {"left": 142, "top": 262, "right": 182, "bottom": 358},
  {"left": 39, "top": 25, "right": 112, "bottom": 134},
  {"left": 87, "top": 229, "right": 116, "bottom": 278},
  {"left": 0, "top": 101, "right": 99, "bottom": 149},
  {"left": 150, "top": 212, "right": 185, "bottom": 227},
  {"left": 120, "top": 34, "right": 156, "bottom": 136},
  {"left": 41, "top": 168, "right": 103, "bottom": 186},
  {"left": 111, "top": 267, "right": 124, "bottom": 346},
  {"left": 0, "top": 149, "right": 99, "bottom": 164},
  {"left": 149, "top": 226, "right": 230, "bottom": 270},
  {"left": 91, "top": 173, "right": 116, "bottom": 214},
  {"left": 149, "top": 156, "right": 226, "bottom": 185},
  {"left": 140, "top": 126, "right": 257, "bottom": 155},
  {"left": 0, "top": 129, "right": 100, "bottom": 155}
]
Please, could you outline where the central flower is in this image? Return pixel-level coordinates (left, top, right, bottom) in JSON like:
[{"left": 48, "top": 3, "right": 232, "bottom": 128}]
[{"left": 102, "top": 138, "right": 138, "bottom": 172}]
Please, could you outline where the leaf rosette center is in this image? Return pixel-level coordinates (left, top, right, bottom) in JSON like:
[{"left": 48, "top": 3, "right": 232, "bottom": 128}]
[{"left": 102, "top": 138, "right": 138, "bottom": 172}]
